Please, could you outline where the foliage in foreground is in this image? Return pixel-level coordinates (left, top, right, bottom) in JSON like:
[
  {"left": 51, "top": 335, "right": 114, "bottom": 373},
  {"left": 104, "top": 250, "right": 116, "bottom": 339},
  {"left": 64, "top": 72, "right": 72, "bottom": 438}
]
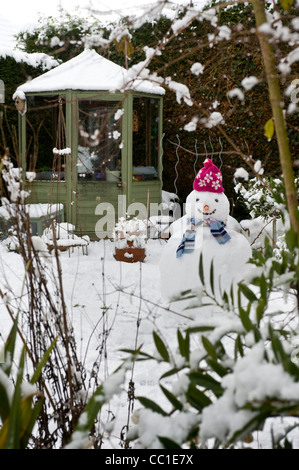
[
  {"left": 0, "top": 317, "right": 56, "bottom": 449},
  {"left": 118, "top": 171, "right": 299, "bottom": 449},
  {"left": 122, "top": 219, "right": 299, "bottom": 448},
  {"left": 0, "top": 314, "right": 129, "bottom": 449},
  {"left": 0, "top": 157, "right": 126, "bottom": 448}
]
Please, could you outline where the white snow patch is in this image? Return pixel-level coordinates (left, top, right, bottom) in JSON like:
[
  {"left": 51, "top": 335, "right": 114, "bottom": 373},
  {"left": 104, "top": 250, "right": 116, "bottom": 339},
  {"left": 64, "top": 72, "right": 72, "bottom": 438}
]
[
  {"left": 241, "top": 76, "right": 260, "bottom": 91},
  {"left": 190, "top": 62, "right": 204, "bottom": 76},
  {"left": 201, "top": 111, "right": 224, "bottom": 128},
  {"left": 234, "top": 167, "right": 249, "bottom": 181},
  {"left": 228, "top": 88, "right": 245, "bottom": 102}
]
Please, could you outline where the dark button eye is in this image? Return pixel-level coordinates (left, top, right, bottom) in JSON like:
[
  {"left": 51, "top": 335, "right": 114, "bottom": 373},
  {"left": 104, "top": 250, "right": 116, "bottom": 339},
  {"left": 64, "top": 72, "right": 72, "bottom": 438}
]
[
  {"left": 215, "top": 198, "right": 219, "bottom": 202},
  {"left": 196, "top": 198, "right": 200, "bottom": 202}
]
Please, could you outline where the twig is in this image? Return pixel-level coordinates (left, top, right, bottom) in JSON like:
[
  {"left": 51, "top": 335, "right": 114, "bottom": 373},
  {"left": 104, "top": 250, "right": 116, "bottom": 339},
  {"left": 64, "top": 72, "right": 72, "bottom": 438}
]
[{"left": 51, "top": 219, "right": 75, "bottom": 420}]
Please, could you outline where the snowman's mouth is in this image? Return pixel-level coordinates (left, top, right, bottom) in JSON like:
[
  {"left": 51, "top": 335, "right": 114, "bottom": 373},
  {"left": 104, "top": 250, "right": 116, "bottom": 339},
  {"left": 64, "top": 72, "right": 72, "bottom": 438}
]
[{"left": 197, "top": 207, "right": 216, "bottom": 216}]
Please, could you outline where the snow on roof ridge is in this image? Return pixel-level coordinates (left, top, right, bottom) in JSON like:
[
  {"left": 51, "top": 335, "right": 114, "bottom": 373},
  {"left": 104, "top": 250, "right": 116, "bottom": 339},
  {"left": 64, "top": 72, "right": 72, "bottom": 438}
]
[{"left": 14, "top": 48, "right": 165, "bottom": 96}]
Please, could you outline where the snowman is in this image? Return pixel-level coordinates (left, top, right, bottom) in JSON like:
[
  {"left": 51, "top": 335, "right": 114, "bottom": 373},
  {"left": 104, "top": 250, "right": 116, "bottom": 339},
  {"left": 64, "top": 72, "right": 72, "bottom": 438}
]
[{"left": 159, "top": 158, "right": 252, "bottom": 306}]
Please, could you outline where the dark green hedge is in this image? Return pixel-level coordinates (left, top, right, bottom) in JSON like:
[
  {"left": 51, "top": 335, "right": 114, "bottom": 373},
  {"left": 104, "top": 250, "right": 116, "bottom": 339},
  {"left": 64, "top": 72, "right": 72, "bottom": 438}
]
[
  {"left": 0, "top": 54, "right": 57, "bottom": 164},
  {"left": 2, "top": 2, "right": 299, "bottom": 221}
]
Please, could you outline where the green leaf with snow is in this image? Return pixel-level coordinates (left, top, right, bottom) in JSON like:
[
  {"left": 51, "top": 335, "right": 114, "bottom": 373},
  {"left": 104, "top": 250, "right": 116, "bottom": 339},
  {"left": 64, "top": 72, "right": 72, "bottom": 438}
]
[
  {"left": 210, "top": 259, "right": 215, "bottom": 295},
  {"left": 160, "top": 367, "right": 184, "bottom": 379},
  {"left": 158, "top": 436, "right": 181, "bottom": 449},
  {"left": 137, "top": 396, "right": 168, "bottom": 416},
  {"left": 1, "top": 313, "right": 19, "bottom": 376},
  {"left": 160, "top": 385, "right": 183, "bottom": 411},
  {"left": 177, "top": 329, "right": 190, "bottom": 362},
  {"left": 238, "top": 290, "right": 253, "bottom": 332},
  {"left": 234, "top": 334, "right": 244, "bottom": 359},
  {"left": 188, "top": 325, "right": 215, "bottom": 334},
  {"left": 207, "top": 358, "right": 228, "bottom": 378},
  {"left": 189, "top": 371, "right": 223, "bottom": 396},
  {"left": 153, "top": 331, "right": 169, "bottom": 362},
  {"left": 202, "top": 336, "right": 217, "bottom": 360},
  {"left": 238, "top": 283, "right": 258, "bottom": 304},
  {"left": 199, "top": 253, "right": 205, "bottom": 285},
  {"left": 186, "top": 384, "right": 211, "bottom": 411}
]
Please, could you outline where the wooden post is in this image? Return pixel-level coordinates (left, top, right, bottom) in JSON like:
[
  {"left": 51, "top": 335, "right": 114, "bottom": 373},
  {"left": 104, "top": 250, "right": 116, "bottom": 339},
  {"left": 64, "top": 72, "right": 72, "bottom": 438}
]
[{"left": 251, "top": 0, "right": 299, "bottom": 234}]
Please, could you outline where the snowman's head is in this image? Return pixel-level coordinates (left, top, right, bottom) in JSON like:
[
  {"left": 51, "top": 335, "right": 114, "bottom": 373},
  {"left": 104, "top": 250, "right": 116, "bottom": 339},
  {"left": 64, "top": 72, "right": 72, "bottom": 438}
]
[{"left": 185, "top": 190, "right": 230, "bottom": 223}]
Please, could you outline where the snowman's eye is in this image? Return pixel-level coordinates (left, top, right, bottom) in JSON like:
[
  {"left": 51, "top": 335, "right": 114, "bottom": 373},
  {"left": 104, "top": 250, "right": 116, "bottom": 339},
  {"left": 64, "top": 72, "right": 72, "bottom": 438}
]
[
  {"left": 196, "top": 198, "right": 200, "bottom": 202},
  {"left": 215, "top": 198, "right": 219, "bottom": 202}
]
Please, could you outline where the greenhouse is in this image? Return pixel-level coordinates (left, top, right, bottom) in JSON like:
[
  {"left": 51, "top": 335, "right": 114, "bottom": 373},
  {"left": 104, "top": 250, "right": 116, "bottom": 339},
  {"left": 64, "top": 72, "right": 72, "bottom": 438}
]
[{"left": 14, "top": 49, "right": 164, "bottom": 238}]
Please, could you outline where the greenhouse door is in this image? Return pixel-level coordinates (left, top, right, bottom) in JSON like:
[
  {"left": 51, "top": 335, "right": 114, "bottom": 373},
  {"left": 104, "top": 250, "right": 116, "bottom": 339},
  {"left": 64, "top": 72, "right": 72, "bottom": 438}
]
[{"left": 76, "top": 99, "right": 124, "bottom": 239}]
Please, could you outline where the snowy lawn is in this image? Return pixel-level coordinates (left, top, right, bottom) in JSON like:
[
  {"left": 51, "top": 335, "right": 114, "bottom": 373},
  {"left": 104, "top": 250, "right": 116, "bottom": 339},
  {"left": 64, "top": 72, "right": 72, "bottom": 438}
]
[{"left": 0, "top": 238, "right": 298, "bottom": 449}]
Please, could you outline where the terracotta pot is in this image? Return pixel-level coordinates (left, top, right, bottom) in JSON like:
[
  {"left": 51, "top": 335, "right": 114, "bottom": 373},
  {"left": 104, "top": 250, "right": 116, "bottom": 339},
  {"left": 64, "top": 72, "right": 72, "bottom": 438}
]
[{"left": 114, "top": 247, "right": 146, "bottom": 263}]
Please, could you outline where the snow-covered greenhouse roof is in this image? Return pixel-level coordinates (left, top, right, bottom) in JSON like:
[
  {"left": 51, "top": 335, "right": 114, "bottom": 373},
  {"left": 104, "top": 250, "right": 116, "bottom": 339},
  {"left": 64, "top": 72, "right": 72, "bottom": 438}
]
[{"left": 14, "top": 49, "right": 165, "bottom": 96}]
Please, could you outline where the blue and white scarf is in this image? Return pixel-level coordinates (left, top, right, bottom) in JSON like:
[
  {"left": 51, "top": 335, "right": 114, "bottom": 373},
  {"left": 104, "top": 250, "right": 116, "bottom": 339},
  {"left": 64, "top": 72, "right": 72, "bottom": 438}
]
[{"left": 176, "top": 218, "right": 231, "bottom": 258}]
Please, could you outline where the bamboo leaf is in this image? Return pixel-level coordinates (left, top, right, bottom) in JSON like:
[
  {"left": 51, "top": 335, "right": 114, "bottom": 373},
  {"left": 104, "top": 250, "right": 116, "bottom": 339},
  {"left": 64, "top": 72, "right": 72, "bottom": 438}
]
[
  {"left": 269, "top": 324, "right": 287, "bottom": 363},
  {"left": 256, "top": 297, "right": 266, "bottom": 324},
  {"left": 238, "top": 290, "right": 253, "bottom": 331},
  {"left": 153, "top": 331, "right": 169, "bottom": 362},
  {"left": 160, "top": 385, "right": 183, "bottom": 411},
  {"left": 1, "top": 314, "right": 19, "bottom": 376},
  {"left": 0, "top": 382, "right": 10, "bottom": 423},
  {"left": 177, "top": 329, "right": 185, "bottom": 357},
  {"left": 177, "top": 329, "right": 190, "bottom": 362},
  {"left": 207, "top": 358, "right": 228, "bottom": 378},
  {"left": 239, "top": 283, "right": 258, "bottom": 303},
  {"left": 234, "top": 334, "right": 244, "bottom": 359},
  {"left": 210, "top": 259, "right": 214, "bottom": 295},
  {"left": 158, "top": 436, "right": 181, "bottom": 449},
  {"left": 6, "top": 347, "right": 26, "bottom": 449},
  {"left": 187, "top": 326, "right": 214, "bottom": 334},
  {"left": 186, "top": 384, "right": 212, "bottom": 411},
  {"left": 199, "top": 253, "right": 204, "bottom": 285},
  {"left": 189, "top": 371, "right": 223, "bottom": 395},
  {"left": 137, "top": 396, "right": 168, "bottom": 416},
  {"left": 0, "top": 418, "right": 9, "bottom": 448},
  {"left": 160, "top": 367, "right": 184, "bottom": 380},
  {"left": 120, "top": 349, "right": 156, "bottom": 361},
  {"left": 202, "top": 336, "right": 217, "bottom": 359},
  {"left": 20, "top": 395, "right": 44, "bottom": 448}
]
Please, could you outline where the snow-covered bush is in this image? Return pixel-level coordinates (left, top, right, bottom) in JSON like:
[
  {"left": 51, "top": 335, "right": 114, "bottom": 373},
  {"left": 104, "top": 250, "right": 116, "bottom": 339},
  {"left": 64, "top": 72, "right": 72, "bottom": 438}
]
[
  {"left": 234, "top": 172, "right": 299, "bottom": 249},
  {"left": 123, "top": 225, "right": 299, "bottom": 449},
  {"left": 0, "top": 317, "right": 56, "bottom": 449},
  {"left": 235, "top": 174, "right": 299, "bottom": 220}
]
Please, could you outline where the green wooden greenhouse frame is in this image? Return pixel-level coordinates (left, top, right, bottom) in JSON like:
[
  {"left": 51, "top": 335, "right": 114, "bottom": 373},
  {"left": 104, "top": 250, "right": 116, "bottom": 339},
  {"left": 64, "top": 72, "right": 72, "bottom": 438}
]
[{"left": 15, "top": 51, "right": 164, "bottom": 240}]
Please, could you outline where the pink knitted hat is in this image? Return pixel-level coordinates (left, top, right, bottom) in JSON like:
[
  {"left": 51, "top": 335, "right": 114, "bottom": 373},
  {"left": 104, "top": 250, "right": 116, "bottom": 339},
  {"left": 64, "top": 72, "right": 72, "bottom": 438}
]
[{"left": 193, "top": 158, "right": 224, "bottom": 193}]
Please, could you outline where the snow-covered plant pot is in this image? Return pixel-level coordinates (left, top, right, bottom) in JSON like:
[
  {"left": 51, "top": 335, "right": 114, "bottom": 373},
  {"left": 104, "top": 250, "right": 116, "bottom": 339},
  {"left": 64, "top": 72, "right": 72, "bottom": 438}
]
[{"left": 113, "top": 216, "right": 147, "bottom": 263}]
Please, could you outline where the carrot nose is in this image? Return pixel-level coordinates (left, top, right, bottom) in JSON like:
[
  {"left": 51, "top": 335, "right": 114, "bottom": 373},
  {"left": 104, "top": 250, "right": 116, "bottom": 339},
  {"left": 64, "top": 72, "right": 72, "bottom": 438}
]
[{"left": 204, "top": 204, "right": 210, "bottom": 211}]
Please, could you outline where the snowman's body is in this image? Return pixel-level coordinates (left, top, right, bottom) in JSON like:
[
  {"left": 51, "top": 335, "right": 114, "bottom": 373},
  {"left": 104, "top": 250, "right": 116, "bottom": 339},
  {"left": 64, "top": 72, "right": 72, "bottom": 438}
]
[{"left": 159, "top": 188, "right": 252, "bottom": 304}]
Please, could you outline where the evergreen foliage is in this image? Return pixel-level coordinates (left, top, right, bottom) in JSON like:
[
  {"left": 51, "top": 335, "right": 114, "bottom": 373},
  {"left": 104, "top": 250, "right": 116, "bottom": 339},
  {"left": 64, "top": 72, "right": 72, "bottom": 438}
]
[
  {"left": 0, "top": 55, "right": 58, "bottom": 165},
  {"left": 12, "top": 2, "right": 299, "bottom": 219}
]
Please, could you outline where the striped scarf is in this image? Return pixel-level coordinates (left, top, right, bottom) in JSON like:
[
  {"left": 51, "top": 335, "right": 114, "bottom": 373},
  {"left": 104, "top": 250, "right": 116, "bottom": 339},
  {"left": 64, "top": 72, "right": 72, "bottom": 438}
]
[{"left": 176, "top": 218, "right": 231, "bottom": 258}]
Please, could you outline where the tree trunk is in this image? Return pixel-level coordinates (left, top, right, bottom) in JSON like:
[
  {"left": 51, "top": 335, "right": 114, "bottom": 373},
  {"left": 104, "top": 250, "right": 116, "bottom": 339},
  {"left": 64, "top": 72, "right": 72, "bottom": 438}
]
[{"left": 251, "top": 0, "right": 299, "bottom": 233}]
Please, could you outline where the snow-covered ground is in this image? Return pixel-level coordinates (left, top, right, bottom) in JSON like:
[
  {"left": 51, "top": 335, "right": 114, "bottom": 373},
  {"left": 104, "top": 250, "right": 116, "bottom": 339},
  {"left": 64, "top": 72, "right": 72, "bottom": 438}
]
[
  {"left": 0, "top": 237, "right": 298, "bottom": 449},
  {"left": 0, "top": 237, "right": 189, "bottom": 447}
]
